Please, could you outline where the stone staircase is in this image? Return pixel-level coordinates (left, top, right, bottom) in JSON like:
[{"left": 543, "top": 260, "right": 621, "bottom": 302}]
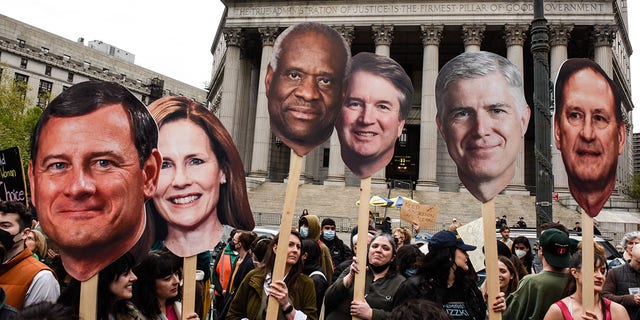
[{"left": 247, "top": 182, "right": 588, "bottom": 229}]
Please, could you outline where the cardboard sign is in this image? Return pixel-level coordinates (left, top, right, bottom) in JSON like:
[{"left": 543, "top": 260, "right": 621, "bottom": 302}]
[
  {"left": 554, "top": 58, "right": 625, "bottom": 217},
  {"left": 400, "top": 201, "right": 439, "bottom": 227},
  {"left": 456, "top": 217, "right": 485, "bottom": 270},
  {"left": 436, "top": 51, "right": 530, "bottom": 203},
  {"left": 0, "top": 147, "right": 27, "bottom": 205}
]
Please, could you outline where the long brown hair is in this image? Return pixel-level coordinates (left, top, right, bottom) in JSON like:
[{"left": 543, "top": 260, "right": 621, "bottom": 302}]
[{"left": 148, "top": 96, "right": 254, "bottom": 231}]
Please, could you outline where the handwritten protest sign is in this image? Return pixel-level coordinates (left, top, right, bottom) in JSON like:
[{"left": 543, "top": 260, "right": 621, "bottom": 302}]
[
  {"left": 400, "top": 201, "right": 439, "bottom": 227},
  {"left": 0, "top": 147, "right": 27, "bottom": 205}
]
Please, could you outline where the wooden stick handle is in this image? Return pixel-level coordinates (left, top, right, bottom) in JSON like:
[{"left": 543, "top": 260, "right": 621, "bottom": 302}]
[
  {"left": 79, "top": 273, "right": 99, "bottom": 320},
  {"left": 482, "top": 200, "right": 502, "bottom": 320},
  {"left": 182, "top": 256, "right": 197, "bottom": 320},
  {"left": 582, "top": 211, "right": 595, "bottom": 312},
  {"left": 266, "top": 152, "right": 303, "bottom": 320},
  {"left": 352, "top": 177, "right": 372, "bottom": 320}
]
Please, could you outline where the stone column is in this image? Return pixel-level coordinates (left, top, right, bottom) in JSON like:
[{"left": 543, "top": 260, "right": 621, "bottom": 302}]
[
  {"left": 248, "top": 26, "right": 278, "bottom": 187},
  {"left": 324, "top": 25, "right": 354, "bottom": 186},
  {"left": 593, "top": 24, "right": 618, "bottom": 77},
  {"left": 504, "top": 24, "right": 529, "bottom": 195},
  {"left": 371, "top": 24, "right": 394, "bottom": 188},
  {"left": 372, "top": 24, "right": 393, "bottom": 57},
  {"left": 219, "top": 27, "right": 244, "bottom": 138},
  {"left": 416, "top": 24, "right": 443, "bottom": 191},
  {"left": 234, "top": 55, "right": 251, "bottom": 160},
  {"left": 549, "top": 24, "right": 573, "bottom": 193},
  {"left": 462, "top": 24, "right": 485, "bottom": 52}
]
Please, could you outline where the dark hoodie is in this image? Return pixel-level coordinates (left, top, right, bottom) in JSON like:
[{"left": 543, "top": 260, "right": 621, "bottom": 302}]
[{"left": 300, "top": 215, "right": 334, "bottom": 281}]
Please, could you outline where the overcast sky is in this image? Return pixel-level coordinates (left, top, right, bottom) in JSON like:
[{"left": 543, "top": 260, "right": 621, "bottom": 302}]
[{"left": 2, "top": 1, "right": 640, "bottom": 131}]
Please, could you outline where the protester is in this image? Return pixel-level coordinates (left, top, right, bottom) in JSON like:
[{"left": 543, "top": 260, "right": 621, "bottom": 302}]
[
  {"left": 512, "top": 235, "right": 535, "bottom": 275},
  {"left": 393, "top": 227, "right": 411, "bottom": 248},
  {"left": 504, "top": 228, "right": 572, "bottom": 319},
  {"left": 0, "top": 201, "right": 59, "bottom": 310},
  {"left": 325, "top": 234, "right": 405, "bottom": 319},
  {"left": 132, "top": 250, "right": 199, "bottom": 320},
  {"left": 211, "top": 230, "right": 238, "bottom": 312},
  {"left": 24, "top": 230, "right": 47, "bottom": 262},
  {"left": 481, "top": 256, "right": 520, "bottom": 298},
  {"left": 499, "top": 225, "right": 513, "bottom": 250},
  {"left": 395, "top": 244, "right": 424, "bottom": 279},
  {"left": 389, "top": 299, "right": 450, "bottom": 320},
  {"left": 250, "top": 236, "right": 271, "bottom": 265},
  {"left": 335, "top": 233, "right": 375, "bottom": 283},
  {"left": 301, "top": 239, "right": 328, "bottom": 318},
  {"left": 545, "top": 251, "right": 629, "bottom": 320},
  {"left": 58, "top": 253, "right": 142, "bottom": 319},
  {"left": 299, "top": 215, "right": 333, "bottom": 281},
  {"left": 227, "top": 231, "right": 317, "bottom": 320},
  {"left": 0, "top": 287, "right": 18, "bottom": 320},
  {"left": 217, "top": 230, "right": 257, "bottom": 319},
  {"left": 516, "top": 217, "right": 527, "bottom": 228},
  {"left": 394, "top": 230, "right": 506, "bottom": 319},
  {"left": 148, "top": 96, "right": 254, "bottom": 257},
  {"left": 620, "top": 231, "right": 640, "bottom": 262},
  {"left": 320, "top": 218, "right": 352, "bottom": 269},
  {"left": 602, "top": 242, "right": 640, "bottom": 318},
  {"left": 13, "top": 302, "right": 77, "bottom": 320}
]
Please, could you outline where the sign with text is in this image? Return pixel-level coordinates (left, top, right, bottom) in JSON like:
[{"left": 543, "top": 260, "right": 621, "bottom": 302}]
[
  {"left": 400, "top": 201, "right": 439, "bottom": 227},
  {"left": 0, "top": 147, "right": 27, "bottom": 205}
]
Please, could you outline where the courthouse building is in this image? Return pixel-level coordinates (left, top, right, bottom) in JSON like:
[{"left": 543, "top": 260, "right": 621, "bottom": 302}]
[{"left": 209, "top": 0, "right": 633, "bottom": 198}]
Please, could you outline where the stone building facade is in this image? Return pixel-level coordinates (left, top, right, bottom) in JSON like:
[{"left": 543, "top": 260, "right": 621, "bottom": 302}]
[
  {"left": 0, "top": 14, "right": 207, "bottom": 107},
  {"left": 209, "top": 0, "right": 633, "bottom": 197}
]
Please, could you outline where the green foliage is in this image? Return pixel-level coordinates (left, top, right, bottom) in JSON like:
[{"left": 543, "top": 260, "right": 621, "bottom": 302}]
[
  {"left": 0, "top": 74, "right": 42, "bottom": 185},
  {"left": 628, "top": 174, "right": 640, "bottom": 199}
]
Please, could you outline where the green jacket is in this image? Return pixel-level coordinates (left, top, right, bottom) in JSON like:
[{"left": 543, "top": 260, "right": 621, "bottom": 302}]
[
  {"left": 227, "top": 268, "right": 317, "bottom": 320},
  {"left": 504, "top": 270, "right": 571, "bottom": 320}
]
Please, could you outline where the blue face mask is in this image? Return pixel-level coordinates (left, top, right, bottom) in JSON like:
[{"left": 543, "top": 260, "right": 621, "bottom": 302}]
[
  {"left": 403, "top": 268, "right": 418, "bottom": 278},
  {"left": 323, "top": 230, "right": 335, "bottom": 240},
  {"left": 299, "top": 226, "right": 309, "bottom": 238}
]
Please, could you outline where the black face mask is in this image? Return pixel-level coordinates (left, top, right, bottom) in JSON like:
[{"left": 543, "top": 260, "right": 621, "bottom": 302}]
[
  {"left": 0, "top": 229, "right": 17, "bottom": 255},
  {"left": 368, "top": 261, "right": 391, "bottom": 274}
]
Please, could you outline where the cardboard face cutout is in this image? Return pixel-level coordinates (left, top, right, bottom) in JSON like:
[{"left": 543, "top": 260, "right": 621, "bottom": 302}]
[
  {"left": 28, "top": 81, "right": 161, "bottom": 281},
  {"left": 336, "top": 52, "right": 411, "bottom": 178},
  {"left": 149, "top": 96, "right": 254, "bottom": 257},
  {"left": 554, "top": 58, "right": 626, "bottom": 217},
  {"left": 436, "top": 51, "right": 530, "bottom": 203},
  {"left": 266, "top": 22, "right": 349, "bottom": 156}
]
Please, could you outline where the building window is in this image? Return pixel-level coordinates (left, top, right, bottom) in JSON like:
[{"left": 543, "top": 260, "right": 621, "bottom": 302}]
[
  {"left": 20, "top": 58, "right": 28, "bottom": 69},
  {"left": 14, "top": 73, "right": 29, "bottom": 99},
  {"left": 37, "top": 80, "right": 53, "bottom": 107},
  {"left": 63, "top": 54, "right": 70, "bottom": 62},
  {"left": 323, "top": 148, "right": 330, "bottom": 168},
  {"left": 67, "top": 72, "right": 74, "bottom": 82},
  {"left": 45, "top": 65, "right": 52, "bottom": 76},
  {"left": 17, "top": 39, "right": 25, "bottom": 47}
]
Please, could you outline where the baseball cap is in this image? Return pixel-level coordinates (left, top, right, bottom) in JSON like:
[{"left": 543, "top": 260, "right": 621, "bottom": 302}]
[
  {"left": 539, "top": 228, "right": 570, "bottom": 268},
  {"left": 428, "top": 230, "right": 476, "bottom": 252}
]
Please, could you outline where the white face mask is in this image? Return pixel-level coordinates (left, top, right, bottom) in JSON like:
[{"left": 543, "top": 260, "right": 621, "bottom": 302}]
[{"left": 515, "top": 249, "right": 526, "bottom": 259}]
